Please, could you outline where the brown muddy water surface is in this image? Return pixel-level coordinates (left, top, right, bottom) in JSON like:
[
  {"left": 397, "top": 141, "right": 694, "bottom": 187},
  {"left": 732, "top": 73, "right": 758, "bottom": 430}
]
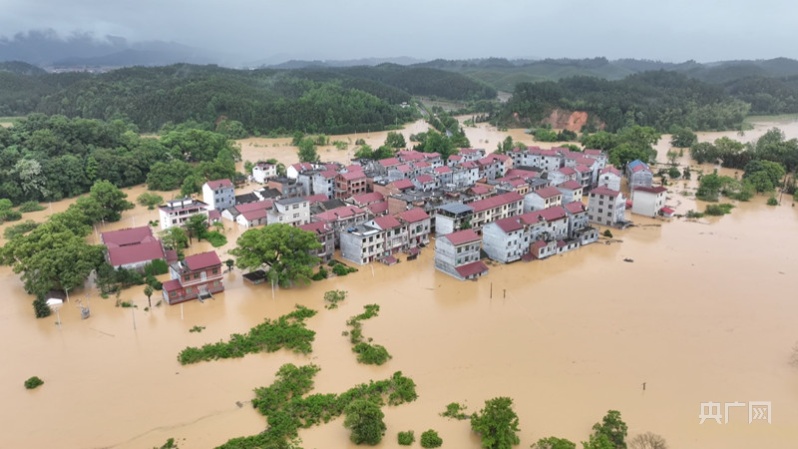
[{"left": 2, "top": 119, "right": 798, "bottom": 449}]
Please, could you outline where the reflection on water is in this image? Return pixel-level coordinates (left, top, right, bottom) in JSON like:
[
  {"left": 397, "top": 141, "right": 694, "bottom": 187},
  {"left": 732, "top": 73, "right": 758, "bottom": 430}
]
[{"left": 2, "top": 118, "right": 798, "bottom": 449}]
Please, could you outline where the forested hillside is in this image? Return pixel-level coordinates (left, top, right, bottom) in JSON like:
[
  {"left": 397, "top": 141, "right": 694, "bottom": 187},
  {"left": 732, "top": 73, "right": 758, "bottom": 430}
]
[
  {"left": 0, "top": 63, "right": 495, "bottom": 134},
  {"left": 497, "top": 71, "right": 751, "bottom": 132}
]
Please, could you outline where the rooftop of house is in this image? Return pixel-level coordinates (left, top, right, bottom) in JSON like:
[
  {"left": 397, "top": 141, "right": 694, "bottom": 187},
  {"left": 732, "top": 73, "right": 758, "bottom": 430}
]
[
  {"left": 591, "top": 186, "right": 622, "bottom": 198},
  {"left": 455, "top": 260, "right": 489, "bottom": 278},
  {"left": 159, "top": 198, "right": 208, "bottom": 212},
  {"left": 416, "top": 174, "right": 435, "bottom": 183},
  {"left": 601, "top": 166, "right": 622, "bottom": 176},
  {"left": 241, "top": 208, "right": 268, "bottom": 222},
  {"left": 398, "top": 207, "right": 430, "bottom": 223},
  {"left": 438, "top": 202, "right": 473, "bottom": 215},
  {"left": 290, "top": 162, "right": 314, "bottom": 172},
  {"left": 205, "top": 179, "right": 233, "bottom": 190},
  {"left": 558, "top": 167, "right": 577, "bottom": 176},
  {"left": 277, "top": 197, "right": 308, "bottom": 206},
  {"left": 236, "top": 193, "right": 261, "bottom": 205},
  {"left": 559, "top": 180, "right": 583, "bottom": 190},
  {"left": 339, "top": 171, "right": 367, "bottom": 181},
  {"left": 256, "top": 188, "right": 282, "bottom": 200},
  {"left": 184, "top": 251, "right": 222, "bottom": 271},
  {"left": 317, "top": 169, "right": 338, "bottom": 179},
  {"left": 397, "top": 150, "right": 425, "bottom": 161},
  {"left": 303, "top": 194, "right": 329, "bottom": 204},
  {"left": 469, "top": 185, "right": 493, "bottom": 195},
  {"left": 101, "top": 226, "right": 155, "bottom": 247},
  {"left": 535, "top": 205, "right": 567, "bottom": 222},
  {"left": 531, "top": 186, "right": 562, "bottom": 199},
  {"left": 315, "top": 205, "right": 366, "bottom": 222},
  {"left": 367, "top": 201, "right": 389, "bottom": 216},
  {"left": 235, "top": 200, "right": 274, "bottom": 213},
  {"left": 634, "top": 185, "right": 668, "bottom": 194},
  {"left": 584, "top": 149, "right": 604, "bottom": 157},
  {"left": 469, "top": 192, "right": 523, "bottom": 213},
  {"left": 444, "top": 229, "right": 481, "bottom": 246},
  {"left": 564, "top": 202, "right": 586, "bottom": 214},
  {"left": 372, "top": 215, "right": 402, "bottom": 230},
  {"left": 299, "top": 221, "right": 333, "bottom": 234},
  {"left": 434, "top": 166, "right": 452, "bottom": 174},
  {"left": 378, "top": 157, "right": 401, "bottom": 167},
  {"left": 493, "top": 216, "right": 524, "bottom": 233},
  {"left": 390, "top": 179, "right": 415, "bottom": 190},
  {"left": 351, "top": 192, "right": 385, "bottom": 204}
]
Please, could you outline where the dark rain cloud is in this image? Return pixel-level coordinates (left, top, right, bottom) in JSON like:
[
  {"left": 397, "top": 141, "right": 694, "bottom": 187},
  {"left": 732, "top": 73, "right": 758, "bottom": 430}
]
[{"left": 1, "top": 0, "right": 796, "bottom": 63}]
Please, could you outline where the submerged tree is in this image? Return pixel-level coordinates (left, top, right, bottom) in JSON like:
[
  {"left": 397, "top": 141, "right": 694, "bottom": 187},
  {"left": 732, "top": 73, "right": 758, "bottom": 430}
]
[
  {"left": 231, "top": 224, "right": 321, "bottom": 288},
  {"left": 470, "top": 397, "right": 521, "bottom": 449},
  {"left": 344, "top": 398, "right": 386, "bottom": 445}
]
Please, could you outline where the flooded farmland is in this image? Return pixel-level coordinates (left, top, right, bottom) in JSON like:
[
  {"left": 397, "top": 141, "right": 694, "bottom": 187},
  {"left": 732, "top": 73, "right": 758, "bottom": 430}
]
[{"left": 2, "top": 117, "right": 798, "bottom": 449}]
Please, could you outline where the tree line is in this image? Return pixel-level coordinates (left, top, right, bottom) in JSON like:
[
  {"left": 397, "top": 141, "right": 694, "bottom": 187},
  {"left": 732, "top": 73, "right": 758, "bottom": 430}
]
[
  {"left": 0, "top": 114, "right": 239, "bottom": 205},
  {"left": 498, "top": 70, "right": 751, "bottom": 132},
  {"left": 0, "top": 62, "right": 497, "bottom": 135}
]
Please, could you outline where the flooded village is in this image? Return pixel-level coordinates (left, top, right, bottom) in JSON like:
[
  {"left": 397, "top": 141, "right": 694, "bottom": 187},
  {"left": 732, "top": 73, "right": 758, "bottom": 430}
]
[{"left": 2, "top": 117, "right": 798, "bottom": 449}]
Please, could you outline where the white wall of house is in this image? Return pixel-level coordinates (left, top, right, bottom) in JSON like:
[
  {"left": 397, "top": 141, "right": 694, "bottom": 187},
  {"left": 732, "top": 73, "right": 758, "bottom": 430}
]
[
  {"left": 631, "top": 190, "right": 666, "bottom": 217},
  {"left": 434, "top": 237, "right": 481, "bottom": 279},
  {"left": 630, "top": 170, "right": 654, "bottom": 189},
  {"left": 587, "top": 192, "right": 626, "bottom": 226},
  {"left": 524, "top": 192, "right": 562, "bottom": 212},
  {"left": 202, "top": 183, "right": 235, "bottom": 211},
  {"left": 482, "top": 224, "right": 524, "bottom": 263},
  {"left": 598, "top": 173, "right": 622, "bottom": 191},
  {"left": 340, "top": 227, "right": 384, "bottom": 265},
  {"left": 253, "top": 164, "right": 277, "bottom": 183}
]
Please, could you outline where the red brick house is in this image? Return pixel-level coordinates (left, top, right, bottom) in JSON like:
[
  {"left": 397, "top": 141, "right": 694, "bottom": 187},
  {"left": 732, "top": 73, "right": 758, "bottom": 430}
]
[{"left": 162, "top": 252, "right": 224, "bottom": 305}]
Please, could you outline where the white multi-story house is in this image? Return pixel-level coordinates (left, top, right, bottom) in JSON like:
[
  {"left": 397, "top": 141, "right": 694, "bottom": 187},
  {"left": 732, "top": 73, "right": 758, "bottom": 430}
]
[
  {"left": 524, "top": 186, "right": 563, "bottom": 212},
  {"left": 627, "top": 160, "right": 654, "bottom": 190},
  {"left": 631, "top": 186, "right": 668, "bottom": 217},
  {"left": 299, "top": 221, "right": 335, "bottom": 263},
  {"left": 598, "top": 166, "right": 623, "bottom": 191},
  {"left": 202, "top": 179, "right": 235, "bottom": 211},
  {"left": 434, "top": 229, "right": 488, "bottom": 280},
  {"left": 398, "top": 208, "right": 431, "bottom": 248},
  {"left": 340, "top": 224, "right": 385, "bottom": 265},
  {"left": 564, "top": 201, "right": 598, "bottom": 245},
  {"left": 252, "top": 162, "right": 277, "bottom": 183},
  {"left": 267, "top": 197, "right": 310, "bottom": 227},
  {"left": 587, "top": 187, "right": 628, "bottom": 227},
  {"left": 314, "top": 205, "right": 370, "bottom": 247},
  {"left": 368, "top": 215, "right": 408, "bottom": 256},
  {"left": 468, "top": 191, "right": 524, "bottom": 233},
  {"left": 159, "top": 198, "right": 209, "bottom": 230},
  {"left": 557, "top": 180, "right": 583, "bottom": 204},
  {"left": 286, "top": 162, "right": 314, "bottom": 179},
  {"left": 311, "top": 170, "right": 337, "bottom": 199}
]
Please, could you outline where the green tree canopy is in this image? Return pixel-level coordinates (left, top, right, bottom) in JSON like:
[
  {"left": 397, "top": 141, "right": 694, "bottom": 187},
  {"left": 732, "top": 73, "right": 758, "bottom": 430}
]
[
  {"left": 742, "top": 159, "right": 786, "bottom": 192},
  {"left": 532, "top": 437, "right": 576, "bottom": 449},
  {"left": 589, "top": 410, "right": 628, "bottom": 449},
  {"left": 87, "top": 180, "right": 134, "bottom": 222},
  {"left": 385, "top": 131, "right": 407, "bottom": 149},
  {"left": 297, "top": 138, "right": 319, "bottom": 163},
  {"left": 343, "top": 398, "right": 386, "bottom": 445},
  {"left": 230, "top": 224, "right": 321, "bottom": 288},
  {"left": 470, "top": 397, "right": 521, "bottom": 449}
]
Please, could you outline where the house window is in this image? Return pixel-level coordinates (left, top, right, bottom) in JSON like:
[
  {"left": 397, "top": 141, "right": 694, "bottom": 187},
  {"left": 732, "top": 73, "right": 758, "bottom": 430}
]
[
  {"left": 212, "top": 268, "right": 219, "bottom": 275},
  {"left": 183, "top": 275, "right": 191, "bottom": 282}
]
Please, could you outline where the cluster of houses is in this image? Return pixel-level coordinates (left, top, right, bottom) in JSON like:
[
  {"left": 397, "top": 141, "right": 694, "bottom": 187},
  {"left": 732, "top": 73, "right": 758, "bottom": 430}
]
[{"left": 96, "top": 144, "right": 673, "bottom": 304}]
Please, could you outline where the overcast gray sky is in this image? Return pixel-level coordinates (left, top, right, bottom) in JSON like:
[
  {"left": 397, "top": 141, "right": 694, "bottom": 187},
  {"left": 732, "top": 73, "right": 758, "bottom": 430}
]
[{"left": 1, "top": 0, "right": 796, "bottom": 62}]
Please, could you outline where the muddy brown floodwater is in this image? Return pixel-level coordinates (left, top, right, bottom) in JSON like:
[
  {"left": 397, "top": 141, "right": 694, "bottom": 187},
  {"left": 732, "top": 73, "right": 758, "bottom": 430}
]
[{"left": 2, "top": 118, "right": 798, "bottom": 449}]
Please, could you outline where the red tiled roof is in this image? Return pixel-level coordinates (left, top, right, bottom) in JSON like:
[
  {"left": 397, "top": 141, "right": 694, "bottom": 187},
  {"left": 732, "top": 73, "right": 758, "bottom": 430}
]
[
  {"left": 469, "top": 192, "right": 523, "bottom": 213},
  {"left": 318, "top": 169, "right": 338, "bottom": 179},
  {"left": 396, "top": 164, "right": 412, "bottom": 173},
  {"left": 304, "top": 194, "right": 328, "bottom": 203},
  {"left": 414, "top": 161, "right": 431, "bottom": 168},
  {"left": 206, "top": 179, "right": 233, "bottom": 189},
  {"left": 600, "top": 166, "right": 621, "bottom": 176},
  {"left": 519, "top": 211, "right": 543, "bottom": 225},
  {"left": 460, "top": 148, "right": 483, "bottom": 155},
  {"left": 107, "top": 240, "right": 165, "bottom": 267},
  {"left": 470, "top": 185, "right": 493, "bottom": 195},
  {"left": 315, "top": 206, "right": 366, "bottom": 222},
  {"left": 241, "top": 208, "right": 268, "bottom": 222},
  {"left": 416, "top": 174, "right": 435, "bottom": 183},
  {"left": 574, "top": 164, "right": 591, "bottom": 173},
  {"left": 575, "top": 157, "right": 595, "bottom": 166},
  {"left": 590, "top": 186, "right": 622, "bottom": 197},
  {"left": 236, "top": 200, "right": 273, "bottom": 213},
  {"left": 558, "top": 167, "right": 577, "bottom": 176},
  {"left": 397, "top": 150, "right": 425, "bottom": 161},
  {"left": 291, "top": 162, "right": 314, "bottom": 171},
  {"left": 101, "top": 226, "right": 155, "bottom": 247},
  {"left": 528, "top": 148, "right": 560, "bottom": 157},
  {"left": 378, "top": 157, "right": 401, "bottom": 167},
  {"left": 390, "top": 179, "right": 414, "bottom": 190},
  {"left": 634, "top": 186, "right": 668, "bottom": 194},
  {"left": 423, "top": 152, "right": 441, "bottom": 159},
  {"left": 559, "top": 180, "right": 582, "bottom": 190},
  {"left": 444, "top": 229, "right": 481, "bottom": 245},
  {"left": 346, "top": 164, "right": 364, "bottom": 172},
  {"left": 536, "top": 206, "right": 567, "bottom": 222},
  {"left": 367, "top": 201, "right": 389, "bottom": 216},
  {"left": 530, "top": 240, "right": 547, "bottom": 252},
  {"left": 373, "top": 215, "right": 402, "bottom": 229},
  {"left": 455, "top": 260, "right": 488, "bottom": 278},
  {"left": 184, "top": 251, "right": 222, "bottom": 271},
  {"left": 557, "top": 240, "right": 568, "bottom": 248},
  {"left": 162, "top": 279, "right": 182, "bottom": 293},
  {"left": 339, "top": 171, "right": 366, "bottom": 181},
  {"left": 448, "top": 154, "right": 463, "bottom": 161},
  {"left": 461, "top": 161, "right": 478, "bottom": 169},
  {"left": 208, "top": 210, "right": 222, "bottom": 220},
  {"left": 564, "top": 202, "right": 586, "bottom": 214},
  {"left": 299, "top": 221, "right": 332, "bottom": 234},
  {"left": 631, "top": 164, "right": 650, "bottom": 173},
  {"left": 531, "top": 186, "right": 562, "bottom": 199},
  {"left": 584, "top": 149, "right": 603, "bottom": 156},
  {"left": 494, "top": 216, "right": 523, "bottom": 233},
  {"left": 505, "top": 169, "right": 539, "bottom": 179},
  {"left": 660, "top": 206, "right": 675, "bottom": 215},
  {"left": 398, "top": 207, "right": 429, "bottom": 223},
  {"left": 352, "top": 192, "right": 385, "bottom": 204},
  {"left": 434, "top": 166, "right": 452, "bottom": 174}
]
